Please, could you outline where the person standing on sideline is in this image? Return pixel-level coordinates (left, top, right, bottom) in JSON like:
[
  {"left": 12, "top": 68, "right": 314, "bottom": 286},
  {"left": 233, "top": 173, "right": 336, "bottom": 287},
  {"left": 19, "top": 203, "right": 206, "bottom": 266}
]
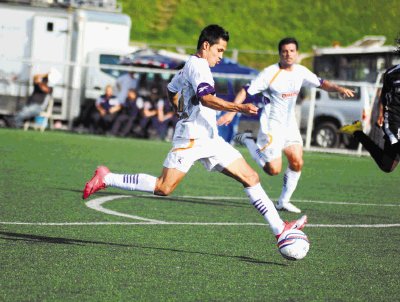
[
  {"left": 82, "top": 25, "right": 308, "bottom": 249},
  {"left": 339, "top": 39, "right": 400, "bottom": 173},
  {"left": 218, "top": 37, "right": 354, "bottom": 213},
  {"left": 115, "top": 71, "right": 138, "bottom": 104}
]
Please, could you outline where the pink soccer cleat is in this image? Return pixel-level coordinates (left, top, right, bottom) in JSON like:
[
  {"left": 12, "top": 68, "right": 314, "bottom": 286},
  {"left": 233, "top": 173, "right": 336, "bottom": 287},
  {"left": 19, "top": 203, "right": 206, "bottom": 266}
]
[
  {"left": 276, "top": 215, "right": 308, "bottom": 240},
  {"left": 82, "top": 166, "right": 110, "bottom": 199}
]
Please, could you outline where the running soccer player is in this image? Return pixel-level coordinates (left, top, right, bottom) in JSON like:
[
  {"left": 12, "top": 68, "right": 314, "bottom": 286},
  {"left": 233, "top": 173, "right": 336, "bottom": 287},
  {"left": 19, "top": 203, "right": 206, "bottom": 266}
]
[
  {"left": 218, "top": 37, "right": 354, "bottom": 213},
  {"left": 83, "top": 25, "right": 307, "bottom": 245},
  {"left": 340, "top": 43, "right": 400, "bottom": 173}
]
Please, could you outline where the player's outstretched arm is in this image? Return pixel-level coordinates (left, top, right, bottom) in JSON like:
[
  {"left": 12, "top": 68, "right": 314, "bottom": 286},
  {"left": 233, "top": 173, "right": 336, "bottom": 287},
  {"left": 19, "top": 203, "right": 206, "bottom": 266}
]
[
  {"left": 201, "top": 93, "right": 258, "bottom": 116},
  {"left": 217, "top": 87, "right": 248, "bottom": 125},
  {"left": 320, "top": 80, "right": 354, "bottom": 98}
]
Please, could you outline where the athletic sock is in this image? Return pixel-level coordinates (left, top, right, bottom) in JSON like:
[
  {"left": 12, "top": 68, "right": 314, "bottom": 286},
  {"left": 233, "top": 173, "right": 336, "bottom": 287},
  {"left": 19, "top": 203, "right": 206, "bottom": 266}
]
[
  {"left": 244, "top": 183, "right": 285, "bottom": 235},
  {"left": 104, "top": 173, "right": 156, "bottom": 193},
  {"left": 278, "top": 167, "right": 301, "bottom": 205},
  {"left": 243, "top": 138, "right": 266, "bottom": 168}
]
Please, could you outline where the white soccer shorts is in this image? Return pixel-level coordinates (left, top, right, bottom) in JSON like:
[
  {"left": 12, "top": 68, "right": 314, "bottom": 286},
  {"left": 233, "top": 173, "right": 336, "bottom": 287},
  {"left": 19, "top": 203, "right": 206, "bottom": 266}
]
[
  {"left": 256, "top": 122, "right": 303, "bottom": 162},
  {"left": 163, "top": 136, "right": 243, "bottom": 173}
]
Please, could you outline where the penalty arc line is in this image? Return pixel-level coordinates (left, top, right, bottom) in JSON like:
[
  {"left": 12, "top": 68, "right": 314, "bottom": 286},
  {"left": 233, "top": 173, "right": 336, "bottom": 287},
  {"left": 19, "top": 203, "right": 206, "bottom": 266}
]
[{"left": 2, "top": 195, "right": 399, "bottom": 227}]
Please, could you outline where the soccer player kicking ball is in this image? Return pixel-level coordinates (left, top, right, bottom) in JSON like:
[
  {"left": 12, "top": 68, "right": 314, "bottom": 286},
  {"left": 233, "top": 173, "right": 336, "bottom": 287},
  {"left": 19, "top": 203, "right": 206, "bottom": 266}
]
[
  {"left": 82, "top": 25, "right": 307, "bottom": 253},
  {"left": 340, "top": 50, "right": 400, "bottom": 173},
  {"left": 218, "top": 37, "right": 354, "bottom": 213}
]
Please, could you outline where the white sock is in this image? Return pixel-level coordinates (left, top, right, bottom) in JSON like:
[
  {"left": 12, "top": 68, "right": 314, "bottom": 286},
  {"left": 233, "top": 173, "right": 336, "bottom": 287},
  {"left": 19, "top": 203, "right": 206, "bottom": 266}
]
[
  {"left": 244, "top": 183, "right": 285, "bottom": 236},
  {"left": 104, "top": 173, "right": 156, "bottom": 193},
  {"left": 244, "top": 138, "right": 266, "bottom": 168},
  {"left": 278, "top": 168, "right": 301, "bottom": 205}
]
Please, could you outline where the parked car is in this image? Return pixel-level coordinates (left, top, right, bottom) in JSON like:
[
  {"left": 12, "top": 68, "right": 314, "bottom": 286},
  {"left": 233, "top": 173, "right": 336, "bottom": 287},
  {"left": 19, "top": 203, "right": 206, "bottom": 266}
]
[{"left": 299, "top": 82, "right": 376, "bottom": 148}]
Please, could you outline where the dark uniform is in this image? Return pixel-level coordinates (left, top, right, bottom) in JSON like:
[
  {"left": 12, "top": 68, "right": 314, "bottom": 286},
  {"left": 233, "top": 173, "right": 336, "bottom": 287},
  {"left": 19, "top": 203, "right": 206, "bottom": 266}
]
[
  {"left": 354, "top": 64, "right": 400, "bottom": 172},
  {"left": 381, "top": 64, "right": 400, "bottom": 145}
]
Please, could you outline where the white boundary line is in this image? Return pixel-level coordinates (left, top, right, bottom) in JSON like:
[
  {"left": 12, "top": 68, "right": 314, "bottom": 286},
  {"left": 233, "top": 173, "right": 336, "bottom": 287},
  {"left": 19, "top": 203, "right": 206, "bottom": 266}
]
[
  {"left": 1, "top": 194, "right": 399, "bottom": 227},
  {"left": 1, "top": 221, "right": 400, "bottom": 227},
  {"left": 164, "top": 195, "right": 400, "bottom": 207}
]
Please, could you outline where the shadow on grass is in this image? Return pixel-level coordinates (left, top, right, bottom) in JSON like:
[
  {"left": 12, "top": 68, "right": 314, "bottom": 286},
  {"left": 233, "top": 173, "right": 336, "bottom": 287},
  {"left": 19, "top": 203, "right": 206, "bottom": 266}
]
[
  {"left": 0, "top": 231, "right": 286, "bottom": 266},
  {"left": 62, "top": 187, "right": 250, "bottom": 208}
]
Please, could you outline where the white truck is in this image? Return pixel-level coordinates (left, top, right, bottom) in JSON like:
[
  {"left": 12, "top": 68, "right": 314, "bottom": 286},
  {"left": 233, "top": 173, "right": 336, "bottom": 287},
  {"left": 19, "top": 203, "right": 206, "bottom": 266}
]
[{"left": 0, "top": 0, "right": 136, "bottom": 126}]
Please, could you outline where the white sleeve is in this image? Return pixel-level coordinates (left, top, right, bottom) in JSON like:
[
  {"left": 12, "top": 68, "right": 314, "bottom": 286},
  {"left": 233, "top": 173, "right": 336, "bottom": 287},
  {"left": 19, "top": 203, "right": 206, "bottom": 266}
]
[
  {"left": 136, "top": 97, "right": 144, "bottom": 109},
  {"left": 247, "top": 67, "right": 274, "bottom": 96},
  {"left": 157, "top": 99, "right": 164, "bottom": 109},
  {"left": 109, "top": 96, "right": 119, "bottom": 106},
  {"left": 301, "top": 66, "right": 322, "bottom": 88},
  {"left": 143, "top": 101, "right": 152, "bottom": 110},
  {"left": 189, "top": 60, "right": 215, "bottom": 97},
  {"left": 167, "top": 71, "right": 183, "bottom": 93}
]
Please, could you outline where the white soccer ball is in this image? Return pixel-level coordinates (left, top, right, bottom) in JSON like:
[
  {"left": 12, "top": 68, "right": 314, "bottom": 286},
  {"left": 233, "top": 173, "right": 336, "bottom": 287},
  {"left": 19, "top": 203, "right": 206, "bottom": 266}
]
[{"left": 277, "top": 229, "right": 310, "bottom": 260}]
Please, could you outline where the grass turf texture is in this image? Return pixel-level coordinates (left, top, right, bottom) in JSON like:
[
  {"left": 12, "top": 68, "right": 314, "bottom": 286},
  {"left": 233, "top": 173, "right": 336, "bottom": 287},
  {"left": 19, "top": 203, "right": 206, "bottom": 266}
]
[{"left": 1, "top": 129, "right": 399, "bottom": 301}]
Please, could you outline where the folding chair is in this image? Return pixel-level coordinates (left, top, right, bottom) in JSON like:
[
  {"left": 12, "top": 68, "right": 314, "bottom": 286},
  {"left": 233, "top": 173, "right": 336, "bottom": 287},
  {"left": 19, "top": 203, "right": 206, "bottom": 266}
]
[{"left": 24, "top": 95, "right": 54, "bottom": 132}]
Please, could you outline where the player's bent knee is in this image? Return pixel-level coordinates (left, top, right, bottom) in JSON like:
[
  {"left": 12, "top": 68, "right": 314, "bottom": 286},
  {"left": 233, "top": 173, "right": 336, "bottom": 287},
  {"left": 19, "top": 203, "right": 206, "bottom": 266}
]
[
  {"left": 290, "top": 161, "right": 303, "bottom": 172},
  {"left": 264, "top": 166, "right": 280, "bottom": 176}
]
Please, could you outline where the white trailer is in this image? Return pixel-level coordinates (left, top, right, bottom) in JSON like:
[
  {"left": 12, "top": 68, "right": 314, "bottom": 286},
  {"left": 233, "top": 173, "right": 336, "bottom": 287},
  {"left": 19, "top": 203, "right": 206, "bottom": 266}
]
[{"left": 0, "top": 0, "right": 134, "bottom": 125}]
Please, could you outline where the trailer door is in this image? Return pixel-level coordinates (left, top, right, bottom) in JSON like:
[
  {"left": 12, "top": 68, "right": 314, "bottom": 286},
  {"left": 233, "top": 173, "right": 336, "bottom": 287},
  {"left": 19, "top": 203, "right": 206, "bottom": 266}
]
[{"left": 31, "top": 15, "right": 69, "bottom": 117}]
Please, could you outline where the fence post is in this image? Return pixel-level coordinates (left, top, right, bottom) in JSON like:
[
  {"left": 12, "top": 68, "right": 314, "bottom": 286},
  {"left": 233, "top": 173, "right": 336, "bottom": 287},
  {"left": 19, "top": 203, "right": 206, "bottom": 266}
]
[{"left": 305, "top": 87, "right": 316, "bottom": 150}]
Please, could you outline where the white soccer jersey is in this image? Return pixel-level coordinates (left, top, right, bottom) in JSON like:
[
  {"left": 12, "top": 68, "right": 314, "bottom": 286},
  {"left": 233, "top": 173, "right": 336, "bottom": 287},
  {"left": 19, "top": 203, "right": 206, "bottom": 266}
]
[
  {"left": 167, "top": 55, "right": 217, "bottom": 140},
  {"left": 248, "top": 63, "right": 322, "bottom": 127}
]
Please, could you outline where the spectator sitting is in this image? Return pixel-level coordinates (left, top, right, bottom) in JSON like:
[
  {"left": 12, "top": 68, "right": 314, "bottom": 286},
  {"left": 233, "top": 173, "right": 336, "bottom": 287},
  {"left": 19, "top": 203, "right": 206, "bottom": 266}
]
[
  {"left": 12, "top": 72, "right": 53, "bottom": 128},
  {"left": 138, "top": 87, "right": 158, "bottom": 138},
  {"left": 110, "top": 89, "right": 143, "bottom": 137},
  {"left": 90, "top": 85, "right": 121, "bottom": 134}
]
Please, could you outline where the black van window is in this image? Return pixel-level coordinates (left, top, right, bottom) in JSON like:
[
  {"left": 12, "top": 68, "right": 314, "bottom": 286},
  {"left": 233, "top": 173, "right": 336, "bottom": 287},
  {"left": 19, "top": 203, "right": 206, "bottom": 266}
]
[{"left": 100, "top": 54, "right": 124, "bottom": 78}]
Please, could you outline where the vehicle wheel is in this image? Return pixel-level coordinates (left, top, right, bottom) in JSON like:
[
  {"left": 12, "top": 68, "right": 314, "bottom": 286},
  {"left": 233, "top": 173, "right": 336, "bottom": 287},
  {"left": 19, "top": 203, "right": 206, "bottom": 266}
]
[{"left": 313, "top": 122, "right": 340, "bottom": 148}]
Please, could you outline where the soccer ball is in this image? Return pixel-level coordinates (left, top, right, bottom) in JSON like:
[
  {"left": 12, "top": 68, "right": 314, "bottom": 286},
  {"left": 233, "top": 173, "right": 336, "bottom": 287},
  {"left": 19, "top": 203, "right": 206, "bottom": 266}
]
[{"left": 277, "top": 229, "right": 310, "bottom": 260}]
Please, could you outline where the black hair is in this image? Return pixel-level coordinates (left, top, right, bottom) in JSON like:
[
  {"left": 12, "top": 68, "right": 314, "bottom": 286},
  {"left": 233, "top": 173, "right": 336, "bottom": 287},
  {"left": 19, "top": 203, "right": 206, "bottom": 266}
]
[
  {"left": 278, "top": 37, "right": 299, "bottom": 53},
  {"left": 197, "top": 24, "right": 229, "bottom": 50}
]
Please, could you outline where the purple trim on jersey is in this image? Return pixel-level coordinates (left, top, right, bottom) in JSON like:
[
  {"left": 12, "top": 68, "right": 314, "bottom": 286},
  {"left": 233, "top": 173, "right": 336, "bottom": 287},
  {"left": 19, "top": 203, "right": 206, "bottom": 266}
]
[
  {"left": 243, "top": 83, "right": 250, "bottom": 92},
  {"left": 196, "top": 82, "right": 215, "bottom": 97},
  {"left": 318, "top": 78, "right": 325, "bottom": 87},
  {"left": 262, "top": 96, "right": 271, "bottom": 105}
]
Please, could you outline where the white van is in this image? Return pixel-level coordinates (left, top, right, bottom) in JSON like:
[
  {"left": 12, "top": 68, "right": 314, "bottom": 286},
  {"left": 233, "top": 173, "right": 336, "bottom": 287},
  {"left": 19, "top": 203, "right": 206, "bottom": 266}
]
[{"left": 0, "top": 0, "right": 133, "bottom": 126}]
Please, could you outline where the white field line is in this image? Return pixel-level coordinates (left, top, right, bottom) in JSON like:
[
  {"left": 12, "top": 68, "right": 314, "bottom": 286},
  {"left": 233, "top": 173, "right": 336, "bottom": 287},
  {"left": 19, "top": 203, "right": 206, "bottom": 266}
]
[
  {"left": 1, "top": 221, "right": 400, "bottom": 227},
  {"left": 0, "top": 194, "right": 399, "bottom": 227},
  {"left": 85, "top": 195, "right": 165, "bottom": 223},
  {"left": 166, "top": 195, "right": 400, "bottom": 207}
]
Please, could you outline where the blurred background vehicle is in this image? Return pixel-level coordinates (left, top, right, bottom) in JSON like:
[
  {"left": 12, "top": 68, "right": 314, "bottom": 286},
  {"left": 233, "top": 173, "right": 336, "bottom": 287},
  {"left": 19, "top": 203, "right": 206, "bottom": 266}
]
[{"left": 299, "top": 83, "right": 374, "bottom": 149}]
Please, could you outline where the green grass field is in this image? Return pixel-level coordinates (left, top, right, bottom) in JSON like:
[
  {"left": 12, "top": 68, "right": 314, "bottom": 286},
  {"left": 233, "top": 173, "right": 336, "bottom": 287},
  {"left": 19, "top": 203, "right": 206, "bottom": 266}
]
[{"left": 1, "top": 129, "right": 399, "bottom": 301}]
